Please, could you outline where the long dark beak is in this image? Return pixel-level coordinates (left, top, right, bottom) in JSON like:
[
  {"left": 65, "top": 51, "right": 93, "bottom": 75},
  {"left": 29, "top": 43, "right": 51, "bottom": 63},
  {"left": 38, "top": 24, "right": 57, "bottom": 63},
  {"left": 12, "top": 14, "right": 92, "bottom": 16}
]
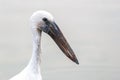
[{"left": 42, "top": 21, "right": 79, "bottom": 64}]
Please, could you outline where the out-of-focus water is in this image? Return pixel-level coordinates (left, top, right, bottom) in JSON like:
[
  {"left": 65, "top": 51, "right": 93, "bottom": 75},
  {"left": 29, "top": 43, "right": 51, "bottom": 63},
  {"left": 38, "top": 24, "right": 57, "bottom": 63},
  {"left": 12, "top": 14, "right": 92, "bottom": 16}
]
[{"left": 0, "top": 0, "right": 120, "bottom": 80}]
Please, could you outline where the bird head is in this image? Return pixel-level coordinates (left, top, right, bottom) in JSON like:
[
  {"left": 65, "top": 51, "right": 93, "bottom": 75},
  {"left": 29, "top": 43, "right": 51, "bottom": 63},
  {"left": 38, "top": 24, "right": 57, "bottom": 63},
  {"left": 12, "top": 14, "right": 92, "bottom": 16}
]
[{"left": 30, "top": 10, "right": 79, "bottom": 64}]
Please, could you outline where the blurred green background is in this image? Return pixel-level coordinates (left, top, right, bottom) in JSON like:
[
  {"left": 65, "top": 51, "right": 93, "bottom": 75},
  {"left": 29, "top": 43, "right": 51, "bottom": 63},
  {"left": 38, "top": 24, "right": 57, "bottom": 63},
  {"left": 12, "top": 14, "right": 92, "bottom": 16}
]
[{"left": 0, "top": 0, "right": 120, "bottom": 80}]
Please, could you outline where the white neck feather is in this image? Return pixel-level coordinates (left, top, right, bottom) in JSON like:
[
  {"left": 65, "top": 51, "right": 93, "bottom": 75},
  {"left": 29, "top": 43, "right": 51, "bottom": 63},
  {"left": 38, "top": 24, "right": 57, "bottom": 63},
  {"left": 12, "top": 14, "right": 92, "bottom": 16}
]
[
  {"left": 27, "top": 28, "right": 42, "bottom": 73},
  {"left": 9, "top": 28, "right": 42, "bottom": 80}
]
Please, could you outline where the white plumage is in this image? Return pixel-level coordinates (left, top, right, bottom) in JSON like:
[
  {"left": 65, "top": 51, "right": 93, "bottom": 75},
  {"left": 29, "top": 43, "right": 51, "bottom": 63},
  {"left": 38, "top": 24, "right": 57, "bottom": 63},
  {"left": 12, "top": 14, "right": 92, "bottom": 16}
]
[{"left": 10, "top": 10, "right": 79, "bottom": 80}]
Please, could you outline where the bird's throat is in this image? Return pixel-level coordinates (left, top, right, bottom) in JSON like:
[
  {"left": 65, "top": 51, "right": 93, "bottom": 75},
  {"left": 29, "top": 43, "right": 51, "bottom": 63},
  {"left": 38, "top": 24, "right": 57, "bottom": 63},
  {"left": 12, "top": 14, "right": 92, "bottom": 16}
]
[{"left": 28, "top": 29, "right": 42, "bottom": 73}]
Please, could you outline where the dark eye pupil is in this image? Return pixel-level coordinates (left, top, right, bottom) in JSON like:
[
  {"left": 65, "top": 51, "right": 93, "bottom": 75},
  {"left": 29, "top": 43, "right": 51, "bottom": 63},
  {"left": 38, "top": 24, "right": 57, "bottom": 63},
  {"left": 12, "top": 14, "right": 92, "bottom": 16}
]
[{"left": 43, "top": 18, "right": 48, "bottom": 22}]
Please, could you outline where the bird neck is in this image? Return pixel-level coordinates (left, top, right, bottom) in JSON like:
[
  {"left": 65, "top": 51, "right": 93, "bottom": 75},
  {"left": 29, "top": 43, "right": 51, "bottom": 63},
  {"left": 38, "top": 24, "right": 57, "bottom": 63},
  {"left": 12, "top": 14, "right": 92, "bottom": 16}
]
[{"left": 27, "top": 28, "right": 42, "bottom": 73}]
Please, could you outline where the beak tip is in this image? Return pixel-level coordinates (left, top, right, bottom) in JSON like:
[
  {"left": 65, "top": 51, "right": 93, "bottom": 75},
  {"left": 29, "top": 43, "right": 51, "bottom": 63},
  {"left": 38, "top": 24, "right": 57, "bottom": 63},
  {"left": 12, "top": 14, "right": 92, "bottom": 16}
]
[
  {"left": 76, "top": 62, "right": 79, "bottom": 65},
  {"left": 74, "top": 59, "right": 79, "bottom": 65}
]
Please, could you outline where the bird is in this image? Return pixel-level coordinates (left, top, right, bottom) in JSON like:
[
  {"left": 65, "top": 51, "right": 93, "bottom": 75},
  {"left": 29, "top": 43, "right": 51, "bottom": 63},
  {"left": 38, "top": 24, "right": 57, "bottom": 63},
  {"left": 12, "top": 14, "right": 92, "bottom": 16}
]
[{"left": 9, "top": 10, "right": 79, "bottom": 80}]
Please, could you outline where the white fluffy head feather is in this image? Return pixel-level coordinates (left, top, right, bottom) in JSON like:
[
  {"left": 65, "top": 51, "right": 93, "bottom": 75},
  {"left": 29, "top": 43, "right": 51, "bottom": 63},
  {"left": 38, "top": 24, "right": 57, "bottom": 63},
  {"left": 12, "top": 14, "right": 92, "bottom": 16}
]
[{"left": 30, "top": 10, "right": 54, "bottom": 23}]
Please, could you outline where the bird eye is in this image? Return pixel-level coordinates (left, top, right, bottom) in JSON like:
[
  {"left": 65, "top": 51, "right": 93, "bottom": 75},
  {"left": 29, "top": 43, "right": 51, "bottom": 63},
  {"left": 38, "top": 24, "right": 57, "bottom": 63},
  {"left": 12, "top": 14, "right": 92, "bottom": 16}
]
[{"left": 42, "top": 17, "right": 48, "bottom": 22}]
